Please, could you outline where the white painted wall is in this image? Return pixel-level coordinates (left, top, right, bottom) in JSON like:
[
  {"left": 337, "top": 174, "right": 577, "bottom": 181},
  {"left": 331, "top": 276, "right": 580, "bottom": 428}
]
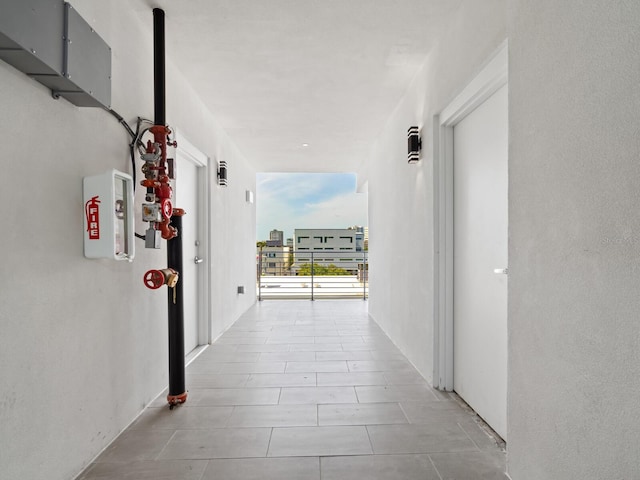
[
  {"left": 0, "top": 3, "right": 256, "bottom": 479},
  {"left": 365, "top": 0, "right": 507, "bottom": 381},
  {"left": 508, "top": 1, "right": 640, "bottom": 478}
]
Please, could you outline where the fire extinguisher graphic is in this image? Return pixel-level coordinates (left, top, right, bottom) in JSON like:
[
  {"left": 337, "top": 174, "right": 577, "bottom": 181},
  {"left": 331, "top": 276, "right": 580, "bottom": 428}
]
[{"left": 85, "top": 196, "right": 101, "bottom": 240}]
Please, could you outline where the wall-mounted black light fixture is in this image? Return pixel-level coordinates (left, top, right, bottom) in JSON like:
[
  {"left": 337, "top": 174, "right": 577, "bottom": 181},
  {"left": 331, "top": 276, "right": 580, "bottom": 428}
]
[
  {"left": 217, "top": 160, "right": 228, "bottom": 186},
  {"left": 407, "top": 126, "right": 422, "bottom": 164}
]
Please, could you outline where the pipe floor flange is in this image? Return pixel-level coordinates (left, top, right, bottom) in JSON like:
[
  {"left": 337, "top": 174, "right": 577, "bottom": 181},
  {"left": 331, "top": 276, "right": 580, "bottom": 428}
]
[{"left": 167, "top": 392, "right": 187, "bottom": 410}]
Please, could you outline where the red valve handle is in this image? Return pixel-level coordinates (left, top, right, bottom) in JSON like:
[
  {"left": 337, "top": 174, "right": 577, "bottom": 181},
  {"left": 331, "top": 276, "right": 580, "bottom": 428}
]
[{"left": 143, "top": 269, "right": 165, "bottom": 289}]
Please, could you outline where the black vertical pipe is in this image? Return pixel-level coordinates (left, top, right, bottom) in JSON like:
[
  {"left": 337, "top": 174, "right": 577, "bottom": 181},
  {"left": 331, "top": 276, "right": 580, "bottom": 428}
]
[
  {"left": 167, "top": 215, "right": 186, "bottom": 399},
  {"left": 154, "top": 8, "right": 186, "bottom": 405},
  {"left": 153, "top": 8, "right": 166, "bottom": 126}
]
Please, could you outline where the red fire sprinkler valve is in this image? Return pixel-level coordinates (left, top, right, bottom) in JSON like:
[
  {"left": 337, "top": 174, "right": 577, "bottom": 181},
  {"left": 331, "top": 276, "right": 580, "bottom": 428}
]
[
  {"left": 141, "top": 125, "right": 179, "bottom": 248},
  {"left": 143, "top": 268, "right": 179, "bottom": 289}
]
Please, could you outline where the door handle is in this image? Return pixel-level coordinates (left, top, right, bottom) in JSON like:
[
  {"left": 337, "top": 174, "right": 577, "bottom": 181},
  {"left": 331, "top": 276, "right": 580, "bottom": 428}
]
[
  {"left": 493, "top": 268, "right": 508, "bottom": 275},
  {"left": 194, "top": 256, "right": 204, "bottom": 264}
]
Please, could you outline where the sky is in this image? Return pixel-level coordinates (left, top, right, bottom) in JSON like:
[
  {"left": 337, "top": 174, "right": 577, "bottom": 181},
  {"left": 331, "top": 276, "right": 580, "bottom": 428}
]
[{"left": 256, "top": 173, "right": 368, "bottom": 242}]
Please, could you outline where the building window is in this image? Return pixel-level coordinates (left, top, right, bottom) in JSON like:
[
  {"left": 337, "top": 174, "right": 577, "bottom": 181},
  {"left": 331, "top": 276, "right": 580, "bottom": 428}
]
[
  {"left": 267, "top": 253, "right": 276, "bottom": 258},
  {"left": 314, "top": 236, "right": 323, "bottom": 243},
  {"left": 324, "top": 236, "right": 334, "bottom": 242},
  {"left": 298, "top": 248, "right": 309, "bottom": 250},
  {"left": 297, "top": 236, "right": 309, "bottom": 243},
  {"left": 314, "top": 247, "right": 323, "bottom": 250},
  {"left": 268, "top": 262, "right": 276, "bottom": 268},
  {"left": 340, "top": 236, "right": 353, "bottom": 243}
]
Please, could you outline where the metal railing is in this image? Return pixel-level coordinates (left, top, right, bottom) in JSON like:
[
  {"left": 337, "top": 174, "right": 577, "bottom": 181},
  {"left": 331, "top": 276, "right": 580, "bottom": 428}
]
[{"left": 257, "top": 250, "right": 368, "bottom": 300}]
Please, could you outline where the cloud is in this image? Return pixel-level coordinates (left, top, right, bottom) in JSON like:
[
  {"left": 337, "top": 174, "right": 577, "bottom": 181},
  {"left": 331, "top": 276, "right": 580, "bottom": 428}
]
[{"left": 256, "top": 173, "right": 367, "bottom": 240}]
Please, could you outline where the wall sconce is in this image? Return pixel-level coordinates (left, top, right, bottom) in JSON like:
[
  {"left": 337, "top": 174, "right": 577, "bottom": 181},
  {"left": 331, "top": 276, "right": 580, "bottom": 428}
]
[
  {"left": 407, "top": 126, "right": 422, "bottom": 163},
  {"left": 217, "top": 160, "right": 228, "bottom": 186},
  {"left": 246, "top": 190, "right": 254, "bottom": 204}
]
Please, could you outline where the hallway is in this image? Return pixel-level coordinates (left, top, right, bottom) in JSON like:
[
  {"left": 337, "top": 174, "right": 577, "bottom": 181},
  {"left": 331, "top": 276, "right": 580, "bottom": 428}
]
[{"left": 78, "top": 301, "right": 507, "bottom": 479}]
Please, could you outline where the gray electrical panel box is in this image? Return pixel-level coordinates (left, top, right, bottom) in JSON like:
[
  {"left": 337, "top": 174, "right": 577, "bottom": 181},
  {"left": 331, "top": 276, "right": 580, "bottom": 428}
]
[
  {"left": 0, "top": 0, "right": 111, "bottom": 108},
  {"left": 0, "top": 0, "right": 65, "bottom": 76}
]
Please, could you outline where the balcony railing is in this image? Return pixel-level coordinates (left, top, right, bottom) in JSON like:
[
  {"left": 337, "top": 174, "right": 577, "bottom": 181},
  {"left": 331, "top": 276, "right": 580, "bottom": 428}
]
[{"left": 257, "top": 249, "right": 368, "bottom": 300}]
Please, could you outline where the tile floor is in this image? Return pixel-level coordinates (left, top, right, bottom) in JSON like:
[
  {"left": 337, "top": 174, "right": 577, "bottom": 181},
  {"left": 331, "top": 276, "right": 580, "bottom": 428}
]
[{"left": 78, "top": 300, "right": 507, "bottom": 480}]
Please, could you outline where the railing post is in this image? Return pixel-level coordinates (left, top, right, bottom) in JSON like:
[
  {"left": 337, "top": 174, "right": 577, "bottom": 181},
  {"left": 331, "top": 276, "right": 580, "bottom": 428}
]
[
  {"left": 363, "top": 251, "right": 366, "bottom": 300},
  {"left": 311, "top": 252, "right": 314, "bottom": 301},
  {"left": 258, "top": 251, "right": 262, "bottom": 301}
]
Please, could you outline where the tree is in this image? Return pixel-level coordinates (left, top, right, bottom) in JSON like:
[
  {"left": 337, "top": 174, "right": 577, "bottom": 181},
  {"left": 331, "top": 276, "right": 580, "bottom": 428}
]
[
  {"left": 298, "top": 263, "right": 349, "bottom": 276},
  {"left": 256, "top": 241, "right": 267, "bottom": 277}
]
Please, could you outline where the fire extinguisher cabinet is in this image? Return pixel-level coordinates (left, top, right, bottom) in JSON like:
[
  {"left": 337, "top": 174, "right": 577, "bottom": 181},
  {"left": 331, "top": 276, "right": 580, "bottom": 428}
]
[{"left": 83, "top": 169, "right": 135, "bottom": 261}]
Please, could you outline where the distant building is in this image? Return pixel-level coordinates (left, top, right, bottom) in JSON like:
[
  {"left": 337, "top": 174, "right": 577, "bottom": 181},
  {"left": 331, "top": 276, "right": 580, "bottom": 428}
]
[
  {"left": 269, "top": 229, "right": 284, "bottom": 246},
  {"left": 293, "top": 228, "right": 366, "bottom": 274},
  {"left": 258, "top": 245, "right": 291, "bottom": 276},
  {"left": 348, "top": 225, "right": 367, "bottom": 252}
]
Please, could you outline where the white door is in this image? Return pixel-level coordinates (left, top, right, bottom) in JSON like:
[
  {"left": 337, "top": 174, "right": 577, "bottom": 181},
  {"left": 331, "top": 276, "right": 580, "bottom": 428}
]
[
  {"left": 175, "top": 148, "right": 205, "bottom": 356},
  {"left": 453, "top": 84, "right": 508, "bottom": 439}
]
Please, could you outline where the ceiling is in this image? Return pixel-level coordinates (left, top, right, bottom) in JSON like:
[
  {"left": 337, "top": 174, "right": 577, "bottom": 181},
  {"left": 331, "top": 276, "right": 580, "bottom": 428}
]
[{"left": 131, "top": 1, "right": 462, "bottom": 173}]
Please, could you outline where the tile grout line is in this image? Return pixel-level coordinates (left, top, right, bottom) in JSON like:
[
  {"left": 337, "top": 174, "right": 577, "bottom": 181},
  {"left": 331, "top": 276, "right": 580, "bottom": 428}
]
[
  {"left": 363, "top": 424, "right": 376, "bottom": 456},
  {"left": 195, "top": 460, "right": 210, "bottom": 480},
  {"left": 265, "top": 427, "right": 274, "bottom": 458},
  {"left": 427, "top": 455, "right": 445, "bottom": 480},
  {"left": 153, "top": 429, "right": 178, "bottom": 461},
  {"left": 456, "top": 421, "right": 482, "bottom": 451},
  {"left": 396, "top": 401, "right": 412, "bottom": 424}
]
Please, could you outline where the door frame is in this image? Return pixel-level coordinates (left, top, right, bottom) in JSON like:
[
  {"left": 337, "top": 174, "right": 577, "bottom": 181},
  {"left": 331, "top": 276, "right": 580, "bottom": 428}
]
[
  {"left": 174, "top": 129, "right": 212, "bottom": 347},
  {"left": 432, "top": 41, "right": 508, "bottom": 391}
]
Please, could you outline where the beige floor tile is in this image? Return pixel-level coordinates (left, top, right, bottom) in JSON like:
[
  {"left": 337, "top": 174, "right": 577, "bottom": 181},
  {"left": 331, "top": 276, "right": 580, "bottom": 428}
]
[
  {"left": 320, "top": 454, "right": 440, "bottom": 480},
  {"left": 202, "top": 457, "right": 320, "bottom": 480},
  {"left": 245, "top": 373, "right": 316, "bottom": 388},
  {"left": 131, "top": 405, "right": 233, "bottom": 430},
  {"left": 78, "top": 460, "right": 207, "bottom": 480},
  {"left": 219, "top": 362, "right": 286, "bottom": 374},
  {"left": 316, "top": 372, "right": 387, "bottom": 387},
  {"left": 268, "top": 426, "right": 372, "bottom": 457},
  {"left": 157, "top": 428, "right": 271, "bottom": 459},
  {"left": 367, "top": 424, "right": 478, "bottom": 454},
  {"left": 227, "top": 404, "right": 317, "bottom": 427},
  {"left": 279, "top": 386, "right": 357, "bottom": 404},
  {"left": 315, "top": 351, "right": 373, "bottom": 361},
  {"left": 318, "top": 403, "right": 408, "bottom": 426},
  {"left": 94, "top": 430, "right": 175, "bottom": 463},
  {"left": 430, "top": 452, "right": 508, "bottom": 479},
  {"left": 192, "top": 387, "right": 280, "bottom": 406},
  {"left": 185, "top": 373, "right": 249, "bottom": 388},
  {"left": 356, "top": 385, "right": 439, "bottom": 403},
  {"left": 285, "top": 361, "right": 349, "bottom": 373},
  {"left": 259, "top": 351, "right": 316, "bottom": 362}
]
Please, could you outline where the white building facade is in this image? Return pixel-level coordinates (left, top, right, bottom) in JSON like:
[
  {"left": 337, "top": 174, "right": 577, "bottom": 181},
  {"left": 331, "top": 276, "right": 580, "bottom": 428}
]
[{"left": 294, "top": 228, "right": 366, "bottom": 274}]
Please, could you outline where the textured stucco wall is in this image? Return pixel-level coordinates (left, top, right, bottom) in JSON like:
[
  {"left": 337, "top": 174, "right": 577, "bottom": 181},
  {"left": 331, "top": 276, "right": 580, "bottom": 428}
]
[
  {"left": 0, "top": 3, "right": 256, "bottom": 479},
  {"left": 508, "top": 1, "right": 640, "bottom": 478},
  {"left": 366, "top": 0, "right": 506, "bottom": 382}
]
